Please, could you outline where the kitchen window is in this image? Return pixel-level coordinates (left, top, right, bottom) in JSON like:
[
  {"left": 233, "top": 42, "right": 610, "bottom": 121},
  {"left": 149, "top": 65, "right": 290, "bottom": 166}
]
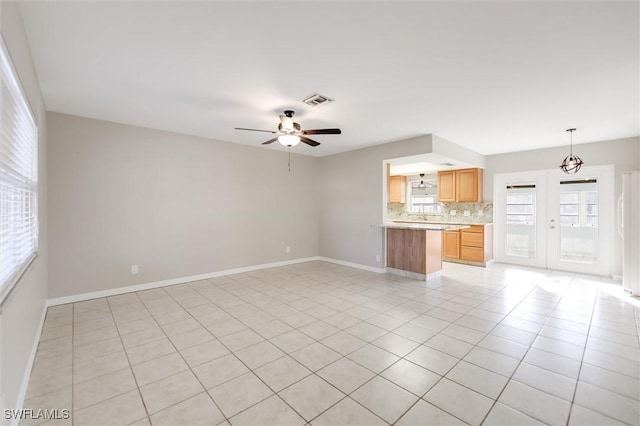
[
  {"left": 0, "top": 39, "right": 39, "bottom": 303},
  {"left": 409, "top": 179, "right": 441, "bottom": 213}
]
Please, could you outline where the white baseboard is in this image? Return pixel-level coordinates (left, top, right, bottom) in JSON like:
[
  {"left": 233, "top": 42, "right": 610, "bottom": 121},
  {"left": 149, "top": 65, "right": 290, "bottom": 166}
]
[
  {"left": 11, "top": 304, "right": 47, "bottom": 426},
  {"left": 47, "top": 257, "right": 320, "bottom": 306},
  {"left": 318, "top": 257, "right": 386, "bottom": 274}
]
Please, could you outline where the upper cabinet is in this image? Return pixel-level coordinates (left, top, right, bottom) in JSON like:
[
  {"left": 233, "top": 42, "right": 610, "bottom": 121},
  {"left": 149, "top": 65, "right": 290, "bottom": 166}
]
[
  {"left": 456, "top": 168, "right": 483, "bottom": 202},
  {"left": 437, "top": 171, "right": 456, "bottom": 202},
  {"left": 437, "top": 168, "right": 483, "bottom": 202},
  {"left": 389, "top": 175, "right": 407, "bottom": 203}
]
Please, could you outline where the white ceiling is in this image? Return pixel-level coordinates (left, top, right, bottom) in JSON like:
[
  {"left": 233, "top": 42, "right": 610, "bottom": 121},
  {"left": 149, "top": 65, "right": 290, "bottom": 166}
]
[
  {"left": 389, "top": 153, "right": 478, "bottom": 175},
  {"left": 17, "top": 1, "right": 639, "bottom": 157}
]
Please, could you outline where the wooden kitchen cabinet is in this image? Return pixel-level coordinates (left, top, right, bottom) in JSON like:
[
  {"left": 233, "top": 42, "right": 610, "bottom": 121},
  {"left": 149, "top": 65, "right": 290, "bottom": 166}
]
[
  {"left": 443, "top": 231, "right": 460, "bottom": 259},
  {"left": 443, "top": 224, "right": 494, "bottom": 265},
  {"left": 437, "top": 170, "right": 456, "bottom": 202},
  {"left": 460, "top": 225, "right": 486, "bottom": 262},
  {"left": 456, "top": 168, "right": 483, "bottom": 202},
  {"left": 389, "top": 175, "right": 407, "bottom": 203},
  {"left": 438, "top": 168, "right": 483, "bottom": 202}
]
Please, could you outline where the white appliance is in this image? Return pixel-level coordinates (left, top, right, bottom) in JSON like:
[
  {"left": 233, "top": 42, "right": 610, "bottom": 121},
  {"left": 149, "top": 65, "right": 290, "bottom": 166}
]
[{"left": 622, "top": 172, "right": 640, "bottom": 295}]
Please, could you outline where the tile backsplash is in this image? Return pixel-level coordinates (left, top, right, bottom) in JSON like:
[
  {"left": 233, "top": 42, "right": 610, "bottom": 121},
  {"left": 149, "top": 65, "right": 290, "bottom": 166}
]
[{"left": 388, "top": 202, "right": 493, "bottom": 224}]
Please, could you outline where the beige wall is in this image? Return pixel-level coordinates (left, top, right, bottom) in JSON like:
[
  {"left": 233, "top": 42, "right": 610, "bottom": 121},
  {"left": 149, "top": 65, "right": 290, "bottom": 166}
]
[
  {"left": 0, "top": 1, "right": 49, "bottom": 414},
  {"left": 47, "top": 112, "right": 319, "bottom": 298},
  {"left": 318, "top": 134, "right": 477, "bottom": 268}
]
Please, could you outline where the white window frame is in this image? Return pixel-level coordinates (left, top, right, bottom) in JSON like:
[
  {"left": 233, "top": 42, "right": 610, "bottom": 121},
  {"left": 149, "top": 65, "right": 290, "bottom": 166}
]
[
  {"left": 0, "top": 38, "right": 39, "bottom": 304},
  {"left": 560, "top": 190, "right": 598, "bottom": 228},
  {"left": 408, "top": 178, "right": 441, "bottom": 213}
]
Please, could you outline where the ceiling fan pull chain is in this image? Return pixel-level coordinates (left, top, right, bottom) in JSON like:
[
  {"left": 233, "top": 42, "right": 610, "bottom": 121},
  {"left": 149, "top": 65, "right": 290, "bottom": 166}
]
[{"left": 288, "top": 147, "right": 291, "bottom": 172}]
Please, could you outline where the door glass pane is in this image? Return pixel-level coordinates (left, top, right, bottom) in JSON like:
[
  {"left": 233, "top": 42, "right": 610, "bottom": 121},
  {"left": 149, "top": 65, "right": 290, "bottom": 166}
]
[
  {"left": 559, "top": 180, "right": 598, "bottom": 263},
  {"left": 505, "top": 185, "right": 536, "bottom": 257}
]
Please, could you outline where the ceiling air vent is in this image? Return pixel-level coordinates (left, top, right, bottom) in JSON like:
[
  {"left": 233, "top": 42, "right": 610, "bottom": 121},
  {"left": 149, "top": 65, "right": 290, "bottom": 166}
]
[
  {"left": 302, "top": 93, "right": 334, "bottom": 107},
  {"left": 440, "top": 162, "right": 456, "bottom": 167}
]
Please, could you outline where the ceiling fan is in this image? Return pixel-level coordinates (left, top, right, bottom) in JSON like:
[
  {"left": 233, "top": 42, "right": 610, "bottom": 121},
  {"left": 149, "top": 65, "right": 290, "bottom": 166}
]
[{"left": 235, "top": 110, "right": 341, "bottom": 147}]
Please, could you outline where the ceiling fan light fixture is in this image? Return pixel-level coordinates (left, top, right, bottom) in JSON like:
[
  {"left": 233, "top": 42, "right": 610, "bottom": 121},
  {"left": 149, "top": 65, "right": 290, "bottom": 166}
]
[
  {"left": 278, "top": 134, "right": 300, "bottom": 147},
  {"left": 559, "top": 128, "right": 584, "bottom": 174}
]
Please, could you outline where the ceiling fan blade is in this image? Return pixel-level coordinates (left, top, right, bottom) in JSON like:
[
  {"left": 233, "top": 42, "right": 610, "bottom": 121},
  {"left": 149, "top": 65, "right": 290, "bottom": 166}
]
[
  {"left": 301, "top": 128, "right": 342, "bottom": 135},
  {"left": 235, "top": 127, "right": 277, "bottom": 133},
  {"left": 300, "top": 136, "right": 320, "bottom": 147},
  {"left": 261, "top": 137, "right": 278, "bottom": 145}
]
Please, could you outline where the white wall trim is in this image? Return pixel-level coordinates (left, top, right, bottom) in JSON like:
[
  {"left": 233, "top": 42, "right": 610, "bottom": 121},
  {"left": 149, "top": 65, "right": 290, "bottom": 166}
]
[
  {"left": 47, "top": 257, "right": 320, "bottom": 306},
  {"left": 318, "top": 257, "right": 386, "bottom": 274},
  {"left": 11, "top": 304, "right": 47, "bottom": 426}
]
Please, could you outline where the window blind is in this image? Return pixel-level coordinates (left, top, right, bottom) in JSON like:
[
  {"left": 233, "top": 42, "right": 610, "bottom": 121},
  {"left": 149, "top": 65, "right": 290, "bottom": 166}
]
[{"left": 0, "top": 40, "right": 38, "bottom": 303}]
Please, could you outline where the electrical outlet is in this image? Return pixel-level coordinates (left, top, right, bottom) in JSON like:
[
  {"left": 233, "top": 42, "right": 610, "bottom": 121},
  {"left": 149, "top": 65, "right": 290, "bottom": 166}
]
[
  {"left": 450, "top": 210, "right": 457, "bottom": 216},
  {"left": 477, "top": 209, "right": 484, "bottom": 216},
  {"left": 464, "top": 210, "right": 471, "bottom": 217},
  {"left": 375, "top": 254, "right": 381, "bottom": 263},
  {"left": 131, "top": 264, "right": 139, "bottom": 275},
  {"left": 285, "top": 246, "right": 290, "bottom": 254}
]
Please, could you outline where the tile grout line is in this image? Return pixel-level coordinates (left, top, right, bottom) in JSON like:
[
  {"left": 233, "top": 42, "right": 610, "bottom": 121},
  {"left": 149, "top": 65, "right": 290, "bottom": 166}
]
[
  {"left": 564, "top": 283, "right": 597, "bottom": 426},
  {"left": 170, "top": 276, "right": 338, "bottom": 424},
  {"left": 194, "top": 265, "right": 543, "bottom": 425},
  {"left": 476, "top": 276, "right": 582, "bottom": 426},
  {"left": 564, "top": 288, "right": 635, "bottom": 426},
  {"left": 40, "top": 262, "right": 637, "bottom": 426},
  {"left": 209, "top": 279, "right": 395, "bottom": 424},
  {"left": 104, "top": 295, "right": 157, "bottom": 424},
  {"left": 469, "top": 280, "right": 576, "bottom": 425},
  {"left": 67, "top": 268, "right": 510, "bottom": 424},
  {"left": 133, "top": 289, "right": 230, "bottom": 425},
  {"left": 389, "top": 279, "right": 544, "bottom": 426},
  {"left": 208, "top": 271, "right": 425, "bottom": 424},
  {"left": 182, "top": 272, "right": 397, "bottom": 424},
  {"left": 335, "top": 268, "right": 629, "bottom": 425},
  {"left": 291, "top": 275, "right": 518, "bottom": 425}
]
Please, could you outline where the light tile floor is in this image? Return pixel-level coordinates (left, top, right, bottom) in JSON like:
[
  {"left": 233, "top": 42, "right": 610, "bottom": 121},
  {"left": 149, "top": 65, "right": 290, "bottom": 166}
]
[{"left": 24, "top": 261, "right": 640, "bottom": 426}]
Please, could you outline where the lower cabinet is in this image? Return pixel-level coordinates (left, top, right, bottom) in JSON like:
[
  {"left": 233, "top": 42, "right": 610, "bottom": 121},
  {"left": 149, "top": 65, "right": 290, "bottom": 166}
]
[
  {"left": 460, "top": 226, "right": 485, "bottom": 262},
  {"left": 443, "top": 224, "right": 494, "bottom": 265},
  {"left": 443, "top": 231, "right": 460, "bottom": 259}
]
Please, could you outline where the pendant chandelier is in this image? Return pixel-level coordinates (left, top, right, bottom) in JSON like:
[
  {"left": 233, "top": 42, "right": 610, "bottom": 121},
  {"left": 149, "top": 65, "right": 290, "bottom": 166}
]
[
  {"left": 559, "top": 128, "right": 584, "bottom": 174},
  {"left": 418, "top": 173, "right": 426, "bottom": 189}
]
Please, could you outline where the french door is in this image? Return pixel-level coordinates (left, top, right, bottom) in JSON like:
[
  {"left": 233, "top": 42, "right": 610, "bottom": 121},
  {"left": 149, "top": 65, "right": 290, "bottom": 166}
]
[{"left": 495, "top": 165, "right": 613, "bottom": 276}]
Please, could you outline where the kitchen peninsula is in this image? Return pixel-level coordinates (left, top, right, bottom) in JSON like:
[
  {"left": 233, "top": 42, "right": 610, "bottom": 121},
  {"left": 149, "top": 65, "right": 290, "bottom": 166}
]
[{"left": 380, "top": 222, "right": 469, "bottom": 280}]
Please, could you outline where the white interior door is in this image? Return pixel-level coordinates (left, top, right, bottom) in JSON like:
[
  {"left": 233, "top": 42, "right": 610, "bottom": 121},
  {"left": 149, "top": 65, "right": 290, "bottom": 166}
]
[
  {"left": 494, "top": 171, "right": 547, "bottom": 268},
  {"left": 546, "top": 165, "right": 613, "bottom": 276},
  {"left": 495, "top": 165, "right": 613, "bottom": 276}
]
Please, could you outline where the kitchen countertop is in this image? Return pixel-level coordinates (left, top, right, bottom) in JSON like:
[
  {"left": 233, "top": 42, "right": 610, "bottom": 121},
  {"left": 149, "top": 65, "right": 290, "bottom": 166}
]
[
  {"left": 379, "top": 222, "right": 470, "bottom": 231},
  {"left": 391, "top": 220, "right": 492, "bottom": 226}
]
